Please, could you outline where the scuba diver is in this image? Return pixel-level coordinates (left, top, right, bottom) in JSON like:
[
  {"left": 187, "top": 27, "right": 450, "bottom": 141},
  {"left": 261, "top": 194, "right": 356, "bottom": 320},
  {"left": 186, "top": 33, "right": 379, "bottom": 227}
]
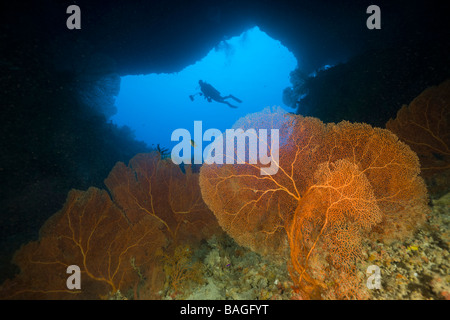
[{"left": 189, "top": 80, "right": 242, "bottom": 108}]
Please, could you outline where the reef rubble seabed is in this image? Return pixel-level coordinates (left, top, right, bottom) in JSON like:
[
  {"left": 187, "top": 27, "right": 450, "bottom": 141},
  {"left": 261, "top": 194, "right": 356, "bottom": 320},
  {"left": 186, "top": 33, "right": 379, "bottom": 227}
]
[
  {"left": 115, "top": 192, "right": 448, "bottom": 301},
  {"left": 366, "top": 191, "right": 450, "bottom": 300}
]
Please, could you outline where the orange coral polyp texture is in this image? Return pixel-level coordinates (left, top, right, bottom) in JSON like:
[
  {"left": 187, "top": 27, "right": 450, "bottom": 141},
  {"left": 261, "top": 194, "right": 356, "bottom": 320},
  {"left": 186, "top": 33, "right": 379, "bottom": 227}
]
[{"left": 199, "top": 106, "right": 429, "bottom": 299}]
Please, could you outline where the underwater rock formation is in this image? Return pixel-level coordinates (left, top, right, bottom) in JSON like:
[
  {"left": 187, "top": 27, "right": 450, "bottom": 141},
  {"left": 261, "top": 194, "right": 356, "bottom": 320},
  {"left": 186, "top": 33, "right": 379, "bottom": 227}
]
[
  {"left": 199, "top": 106, "right": 429, "bottom": 299},
  {"left": 285, "top": 43, "right": 450, "bottom": 128},
  {"left": 386, "top": 80, "right": 450, "bottom": 179}
]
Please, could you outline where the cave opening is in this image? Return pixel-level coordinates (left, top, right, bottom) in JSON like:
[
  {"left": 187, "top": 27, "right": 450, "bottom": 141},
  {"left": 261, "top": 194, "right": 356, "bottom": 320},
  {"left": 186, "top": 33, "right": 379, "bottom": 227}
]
[{"left": 110, "top": 26, "right": 298, "bottom": 154}]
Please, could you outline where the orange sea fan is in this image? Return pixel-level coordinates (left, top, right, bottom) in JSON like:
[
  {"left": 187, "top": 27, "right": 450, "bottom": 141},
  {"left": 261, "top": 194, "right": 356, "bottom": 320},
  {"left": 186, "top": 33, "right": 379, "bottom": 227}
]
[
  {"left": 386, "top": 80, "right": 450, "bottom": 176},
  {"left": 199, "top": 108, "right": 324, "bottom": 259},
  {"left": 1, "top": 152, "right": 222, "bottom": 299},
  {"left": 105, "top": 152, "right": 221, "bottom": 246},
  {"left": 0, "top": 187, "right": 166, "bottom": 299},
  {"left": 199, "top": 107, "right": 429, "bottom": 299}
]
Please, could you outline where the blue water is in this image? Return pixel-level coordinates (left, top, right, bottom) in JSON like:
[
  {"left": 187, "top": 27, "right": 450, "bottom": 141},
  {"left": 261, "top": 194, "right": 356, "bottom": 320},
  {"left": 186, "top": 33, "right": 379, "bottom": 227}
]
[{"left": 111, "top": 26, "right": 298, "bottom": 157}]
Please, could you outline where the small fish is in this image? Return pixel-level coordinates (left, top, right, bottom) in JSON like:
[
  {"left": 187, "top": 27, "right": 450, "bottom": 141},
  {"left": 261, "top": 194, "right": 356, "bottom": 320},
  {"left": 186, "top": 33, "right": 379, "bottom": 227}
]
[
  {"left": 406, "top": 245, "right": 419, "bottom": 251},
  {"left": 190, "top": 139, "right": 197, "bottom": 148}
]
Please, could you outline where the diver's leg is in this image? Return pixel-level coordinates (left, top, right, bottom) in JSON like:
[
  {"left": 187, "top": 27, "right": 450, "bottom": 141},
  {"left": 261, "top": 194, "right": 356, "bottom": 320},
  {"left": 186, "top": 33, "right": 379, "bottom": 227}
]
[
  {"left": 223, "top": 95, "right": 242, "bottom": 103},
  {"left": 223, "top": 101, "right": 238, "bottom": 108},
  {"left": 211, "top": 97, "right": 238, "bottom": 108},
  {"left": 213, "top": 99, "right": 238, "bottom": 108}
]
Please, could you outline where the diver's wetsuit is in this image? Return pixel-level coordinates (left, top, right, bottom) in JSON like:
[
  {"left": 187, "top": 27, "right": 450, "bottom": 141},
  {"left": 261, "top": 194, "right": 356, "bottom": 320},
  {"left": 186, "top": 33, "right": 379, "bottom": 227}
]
[{"left": 198, "top": 80, "right": 241, "bottom": 108}]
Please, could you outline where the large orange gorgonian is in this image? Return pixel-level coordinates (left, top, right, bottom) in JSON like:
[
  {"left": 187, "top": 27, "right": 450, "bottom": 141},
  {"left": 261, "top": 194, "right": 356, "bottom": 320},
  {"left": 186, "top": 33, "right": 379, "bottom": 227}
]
[
  {"left": 0, "top": 187, "right": 166, "bottom": 299},
  {"left": 199, "top": 106, "right": 429, "bottom": 299},
  {"left": 0, "top": 152, "right": 221, "bottom": 299},
  {"left": 104, "top": 152, "right": 222, "bottom": 246},
  {"left": 386, "top": 80, "right": 450, "bottom": 177}
]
